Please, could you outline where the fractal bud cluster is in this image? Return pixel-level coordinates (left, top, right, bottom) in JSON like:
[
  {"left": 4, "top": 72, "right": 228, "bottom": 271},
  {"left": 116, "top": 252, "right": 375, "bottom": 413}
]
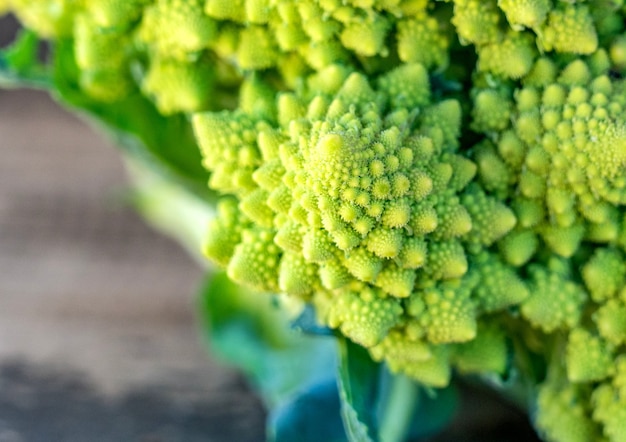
[{"left": 5, "top": 0, "right": 626, "bottom": 440}]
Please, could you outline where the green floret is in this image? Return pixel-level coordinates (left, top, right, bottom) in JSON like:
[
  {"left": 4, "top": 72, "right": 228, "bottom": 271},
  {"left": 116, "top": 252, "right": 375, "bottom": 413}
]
[
  {"left": 376, "top": 62, "right": 431, "bottom": 109},
  {"left": 610, "top": 35, "right": 626, "bottom": 71},
  {"left": 540, "top": 224, "right": 586, "bottom": 258},
  {"left": 461, "top": 184, "right": 517, "bottom": 249},
  {"left": 370, "top": 319, "right": 453, "bottom": 387},
  {"left": 208, "top": 0, "right": 425, "bottom": 72},
  {"left": 423, "top": 240, "right": 468, "bottom": 280},
  {"left": 594, "top": 298, "right": 626, "bottom": 346},
  {"left": 582, "top": 247, "right": 626, "bottom": 302},
  {"left": 343, "top": 247, "right": 383, "bottom": 282},
  {"left": 373, "top": 263, "right": 416, "bottom": 298},
  {"left": 536, "top": 381, "right": 599, "bottom": 442},
  {"left": 521, "top": 260, "right": 587, "bottom": 333},
  {"left": 451, "top": 0, "right": 501, "bottom": 46},
  {"left": 613, "top": 355, "right": 626, "bottom": 400},
  {"left": 371, "top": 332, "right": 452, "bottom": 387},
  {"left": 227, "top": 227, "right": 281, "bottom": 292},
  {"left": 593, "top": 383, "right": 626, "bottom": 442},
  {"left": 473, "top": 58, "right": 626, "bottom": 256},
  {"left": 369, "top": 329, "right": 432, "bottom": 371},
  {"left": 319, "top": 257, "right": 353, "bottom": 290},
  {"left": 73, "top": 14, "right": 133, "bottom": 101},
  {"left": 87, "top": 0, "right": 150, "bottom": 28},
  {"left": 452, "top": 321, "right": 509, "bottom": 376},
  {"left": 586, "top": 208, "right": 621, "bottom": 243},
  {"left": 205, "top": 0, "right": 246, "bottom": 21},
  {"left": 302, "top": 228, "right": 335, "bottom": 262},
  {"left": 252, "top": 159, "right": 286, "bottom": 193},
  {"left": 498, "top": 229, "right": 538, "bottom": 266},
  {"left": 477, "top": 31, "right": 536, "bottom": 79},
  {"left": 537, "top": 4, "right": 598, "bottom": 55},
  {"left": 195, "top": 66, "right": 482, "bottom": 301},
  {"left": 239, "top": 188, "right": 274, "bottom": 228},
  {"left": 142, "top": 56, "right": 215, "bottom": 114},
  {"left": 565, "top": 328, "right": 614, "bottom": 383},
  {"left": 429, "top": 193, "right": 473, "bottom": 240},
  {"left": 237, "top": 26, "right": 280, "bottom": 70},
  {"left": 411, "top": 280, "right": 477, "bottom": 344},
  {"left": 398, "top": 236, "right": 428, "bottom": 269},
  {"left": 523, "top": 57, "right": 558, "bottom": 87},
  {"left": 339, "top": 12, "right": 390, "bottom": 57},
  {"left": 472, "top": 140, "right": 514, "bottom": 197},
  {"left": 245, "top": 0, "right": 272, "bottom": 24},
  {"left": 592, "top": 357, "right": 626, "bottom": 441},
  {"left": 498, "top": 0, "right": 550, "bottom": 30},
  {"left": 470, "top": 252, "right": 529, "bottom": 312},
  {"left": 239, "top": 76, "right": 278, "bottom": 124},
  {"left": 74, "top": 14, "right": 118, "bottom": 70},
  {"left": 139, "top": 0, "right": 217, "bottom": 57},
  {"left": 299, "top": 2, "right": 341, "bottom": 42},
  {"left": 274, "top": 219, "right": 304, "bottom": 253},
  {"left": 364, "top": 227, "right": 404, "bottom": 258},
  {"left": 326, "top": 287, "right": 403, "bottom": 347},
  {"left": 10, "top": 0, "right": 82, "bottom": 37},
  {"left": 278, "top": 252, "right": 318, "bottom": 296},
  {"left": 471, "top": 89, "right": 513, "bottom": 132},
  {"left": 396, "top": 12, "right": 450, "bottom": 70},
  {"left": 419, "top": 99, "right": 463, "bottom": 151},
  {"left": 399, "top": 346, "right": 451, "bottom": 388},
  {"left": 193, "top": 111, "right": 266, "bottom": 196},
  {"left": 204, "top": 198, "right": 250, "bottom": 267}
]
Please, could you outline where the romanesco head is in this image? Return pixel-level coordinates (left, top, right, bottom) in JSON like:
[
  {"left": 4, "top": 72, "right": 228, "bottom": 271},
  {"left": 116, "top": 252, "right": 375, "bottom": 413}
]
[
  {"left": 8, "top": 1, "right": 626, "bottom": 440},
  {"left": 192, "top": 65, "right": 521, "bottom": 385}
]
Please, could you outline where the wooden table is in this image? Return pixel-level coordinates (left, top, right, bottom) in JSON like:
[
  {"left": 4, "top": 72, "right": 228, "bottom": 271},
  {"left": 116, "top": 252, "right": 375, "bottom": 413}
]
[{"left": 0, "top": 87, "right": 266, "bottom": 441}]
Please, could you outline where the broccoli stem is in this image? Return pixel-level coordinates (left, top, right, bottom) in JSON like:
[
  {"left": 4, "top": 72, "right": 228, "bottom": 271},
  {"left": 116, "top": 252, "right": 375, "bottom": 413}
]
[{"left": 378, "top": 374, "right": 420, "bottom": 442}]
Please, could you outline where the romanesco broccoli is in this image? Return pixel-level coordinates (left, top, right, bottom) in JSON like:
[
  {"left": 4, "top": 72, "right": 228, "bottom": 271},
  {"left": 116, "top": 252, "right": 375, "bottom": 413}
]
[{"left": 6, "top": 0, "right": 626, "bottom": 440}]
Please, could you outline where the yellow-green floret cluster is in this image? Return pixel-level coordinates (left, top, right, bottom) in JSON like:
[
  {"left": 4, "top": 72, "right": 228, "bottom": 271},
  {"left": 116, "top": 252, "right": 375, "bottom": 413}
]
[
  {"left": 5, "top": 0, "right": 455, "bottom": 110},
  {"left": 193, "top": 64, "right": 522, "bottom": 387},
  {"left": 6, "top": 0, "right": 626, "bottom": 441},
  {"left": 471, "top": 58, "right": 626, "bottom": 261}
]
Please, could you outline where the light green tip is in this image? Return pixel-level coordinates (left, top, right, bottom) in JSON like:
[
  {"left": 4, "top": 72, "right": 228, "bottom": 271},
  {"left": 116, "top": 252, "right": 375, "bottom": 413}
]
[{"left": 566, "top": 329, "right": 614, "bottom": 383}]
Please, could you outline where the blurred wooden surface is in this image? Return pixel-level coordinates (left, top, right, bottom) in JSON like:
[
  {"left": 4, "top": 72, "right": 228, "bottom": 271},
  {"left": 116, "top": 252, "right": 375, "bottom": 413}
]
[{"left": 0, "top": 87, "right": 266, "bottom": 441}]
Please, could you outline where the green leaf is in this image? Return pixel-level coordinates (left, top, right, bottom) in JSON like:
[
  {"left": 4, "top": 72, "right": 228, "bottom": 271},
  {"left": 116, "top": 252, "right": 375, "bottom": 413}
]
[
  {"left": 377, "top": 372, "right": 421, "bottom": 442},
  {"left": 392, "top": 375, "right": 459, "bottom": 441},
  {"left": 337, "top": 339, "right": 459, "bottom": 442},
  {"left": 50, "top": 38, "right": 215, "bottom": 202},
  {"left": 269, "top": 377, "right": 347, "bottom": 442},
  {"left": 337, "top": 338, "right": 382, "bottom": 442},
  {"left": 0, "top": 29, "right": 51, "bottom": 88},
  {"left": 197, "top": 272, "right": 337, "bottom": 408}
]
